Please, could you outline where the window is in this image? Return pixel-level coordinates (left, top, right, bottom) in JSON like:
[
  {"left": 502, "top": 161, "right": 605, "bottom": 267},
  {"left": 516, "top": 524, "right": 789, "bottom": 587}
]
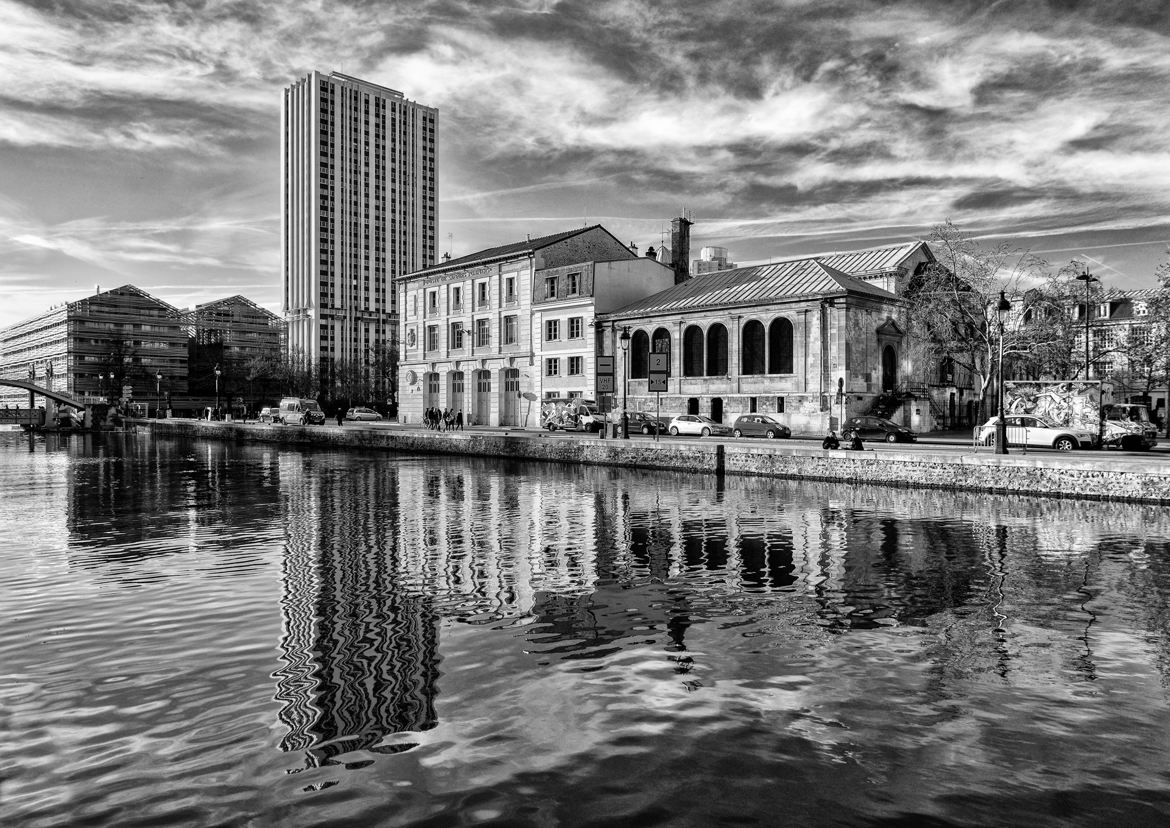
[
  {"left": 1135, "top": 302, "right": 1149, "bottom": 317},
  {"left": 546, "top": 358, "right": 560, "bottom": 377},
  {"left": 505, "top": 277, "right": 516, "bottom": 304},
  {"left": 568, "top": 317, "right": 583, "bottom": 339},
  {"left": 428, "top": 290, "right": 437, "bottom": 313},
  {"left": 568, "top": 356, "right": 583, "bottom": 375},
  {"left": 567, "top": 272, "right": 580, "bottom": 295},
  {"left": 1098, "top": 302, "right": 1110, "bottom": 319},
  {"left": 504, "top": 315, "right": 518, "bottom": 345},
  {"left": 426, "top": 325, "right": 438, "bottom": 351},
  {"left": 545, "top": 276, "right": 558, "bottom": 299},
  {"left": 452, "top": 286, "right": 462, "bottom": 310},
  {"left": 475, "top": 318, "right": 490, "bottom": 347},
  {"left": 450, "top": 322, "right": 464, "bottom": 349},
  {"left": 477, "top": 281, "right": 489, "bottom": 308},
  {"left": 545, "top": 319, "right": 560, "bottom": 341}
]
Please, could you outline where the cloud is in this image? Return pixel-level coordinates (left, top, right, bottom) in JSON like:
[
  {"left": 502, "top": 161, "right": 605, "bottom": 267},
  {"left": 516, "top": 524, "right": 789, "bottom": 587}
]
[{"left": 2, "top": 0, "right": 1170, "bottom": 330}]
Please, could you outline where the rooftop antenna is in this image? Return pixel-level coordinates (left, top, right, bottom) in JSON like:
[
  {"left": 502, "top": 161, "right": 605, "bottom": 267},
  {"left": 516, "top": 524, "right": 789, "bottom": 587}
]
[{"left": 447, "top": 231, "right": 453, "bottom": 256}]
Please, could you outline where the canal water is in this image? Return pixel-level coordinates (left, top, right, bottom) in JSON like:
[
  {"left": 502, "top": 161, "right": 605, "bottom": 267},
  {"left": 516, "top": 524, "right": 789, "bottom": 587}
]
[{"left": 4, "top": 432, "right": 1170, "bottom": 827}]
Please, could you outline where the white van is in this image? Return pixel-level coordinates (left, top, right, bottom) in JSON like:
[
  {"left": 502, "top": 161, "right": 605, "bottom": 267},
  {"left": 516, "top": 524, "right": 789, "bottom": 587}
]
[{"left": 277, "top": 397, "right": 325, "bottom": 426}]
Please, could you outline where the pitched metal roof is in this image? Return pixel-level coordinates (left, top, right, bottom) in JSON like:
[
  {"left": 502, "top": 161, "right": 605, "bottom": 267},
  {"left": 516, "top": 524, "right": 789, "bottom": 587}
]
[
  {"left": 812, "top": 241, "right": 932, "bottom": 276},
  {"left": 406, "top": 225, "right": 610, "bottom": 277},
  {"left": 608, "top": 258, "right": 896, "bottom": 317}
]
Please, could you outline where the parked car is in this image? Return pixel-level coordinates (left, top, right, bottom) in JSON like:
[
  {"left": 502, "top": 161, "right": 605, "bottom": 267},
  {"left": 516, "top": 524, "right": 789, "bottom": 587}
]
[
  {"left": 668, "top": 414, "right": 732, "bottom": 437},
  {"left": 731, "top": 414, "right": 791, "bottom": 439},
  {"left": 345, "top": 406, "right": 383, "bottom": 421},
  {"left": 258, "top": 406, "right": 278, "bottom": 424},
  {"left": 277, "top": 397, "right": 326, "bottom": 426},
  {"left": 977, "top": 415, "right": 1093, "bottom": 451},
  {"left": 627, "top": 411, "right": 669, "bottom": 435},
  {"left": 844, "top": 415, "right": 917, "bottom": 443}
]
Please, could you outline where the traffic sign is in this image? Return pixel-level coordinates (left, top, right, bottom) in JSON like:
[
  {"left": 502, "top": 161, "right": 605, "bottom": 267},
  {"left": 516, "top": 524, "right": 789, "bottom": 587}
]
[
  {"left": 648, "top": 374, "right": 668, "bottom": 392},
  {"left": 649, "top": 353, "right": 668, "bottom": 373},
  {"left": 597, "top": 356, "right": 614, "bottom": 375},
  {"left": 597, "top": 375, "right": 614, "bottom": 393}
]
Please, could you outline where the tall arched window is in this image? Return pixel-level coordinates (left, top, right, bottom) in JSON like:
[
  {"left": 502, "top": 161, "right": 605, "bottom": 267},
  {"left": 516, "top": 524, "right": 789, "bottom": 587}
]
[
  {"left": 651, "top": 327, "right": 671, "bottom": 357},
  {"left": 631, "top": 330, "right": 650, "bottom": 378},
  {"left": 706, "top": 324, "right": 728, "bottom": 376},
  {"left": 741, "top": 320, "right": 765, "bottom": 375},
  {"left": 768, "top": 318, "right": 793, "bottom": 374},
  {"left": 683, "top": 326, "right": 704, "bottom": 376}
]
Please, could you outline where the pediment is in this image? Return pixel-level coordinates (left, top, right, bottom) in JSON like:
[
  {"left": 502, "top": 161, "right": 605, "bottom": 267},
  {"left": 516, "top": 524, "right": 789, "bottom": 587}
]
[{"left": 876, "top": 317, "right": 904, "bottom": 338}]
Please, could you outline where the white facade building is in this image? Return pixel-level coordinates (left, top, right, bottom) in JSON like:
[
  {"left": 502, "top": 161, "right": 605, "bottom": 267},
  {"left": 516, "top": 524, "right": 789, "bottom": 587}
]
[
  {"left": 281, "top": 70, "right": 437, "bottom": 376},
  {"left": 398, "top": 226, "right": 675, "bottom": 426}
]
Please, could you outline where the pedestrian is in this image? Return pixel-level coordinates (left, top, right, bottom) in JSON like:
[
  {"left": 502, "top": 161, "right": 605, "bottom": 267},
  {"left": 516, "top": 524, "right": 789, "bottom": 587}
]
[
  {"left": 455, "top": 410, "right": 463, "bottom": 430},
  {"left": 336, "top": 407, "right": 344, "bottom": 426},
  {"left": 821, "top": 431, "right": 839, "bottom": 450},
  {"left": 848, "top": 429, "right": 865, "bottom": 451},
  {"left": 442, "top": 407, "right": 451, "bottom": 431}
]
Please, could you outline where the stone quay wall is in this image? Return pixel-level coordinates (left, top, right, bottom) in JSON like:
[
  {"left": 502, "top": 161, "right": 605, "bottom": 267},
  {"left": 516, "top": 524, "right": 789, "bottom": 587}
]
[{"left": 145, "top": 420, "right": 1170, "bottom": 504}]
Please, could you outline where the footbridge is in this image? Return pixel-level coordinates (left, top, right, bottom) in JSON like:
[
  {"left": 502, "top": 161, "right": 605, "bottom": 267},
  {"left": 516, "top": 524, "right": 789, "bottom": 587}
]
[{"left": 0, "top": 379, "right": 90, "bottom": 429}]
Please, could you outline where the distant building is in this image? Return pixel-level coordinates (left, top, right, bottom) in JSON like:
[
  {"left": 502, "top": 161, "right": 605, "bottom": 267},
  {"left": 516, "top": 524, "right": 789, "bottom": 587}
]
[
  {"left": 397, "top": 225, "right": 675, "bottom": 426},
  {"left": 691, "top": 246, "right": 737, "bottom": 276},
  {"left": 182, "top": 295, "right": 284, "bottom": 364},
  {"left": 0, "top": 285, "right": 187, "bottom": 409},
  {"left": 281, "top": 70, "right": 438, "bottom": 382}
]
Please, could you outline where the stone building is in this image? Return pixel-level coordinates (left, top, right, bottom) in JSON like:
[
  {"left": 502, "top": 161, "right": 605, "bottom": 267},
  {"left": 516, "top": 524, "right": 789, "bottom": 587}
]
[
  {"left": 597, "top": 241, "right": 940, "bottom": 434},
  {"left": 397, "top": 225, "right": 675, "bottom": 426}
]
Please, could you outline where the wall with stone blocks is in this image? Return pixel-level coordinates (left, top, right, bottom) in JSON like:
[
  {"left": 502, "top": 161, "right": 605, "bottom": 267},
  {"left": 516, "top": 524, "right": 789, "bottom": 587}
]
[{"left": 148, "top": 421, "right": 1170, "bottom": 504}]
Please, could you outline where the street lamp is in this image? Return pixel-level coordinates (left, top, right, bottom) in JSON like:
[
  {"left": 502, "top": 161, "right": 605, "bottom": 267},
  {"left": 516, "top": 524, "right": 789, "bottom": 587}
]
[
  {"left": 1075, "top": 265, "right": 1098, "bottom": 380},
  {"left": 214, "top": 363, "right": 222, "bottom": 419},
  {"left": 619, "top": 326, "right": 631, "bottom": 439},
  {"left": 155, "top": 372, "right": 163, "bottom": 419},
  {"left": 995, "top": 290, "right": 1011, "bottom": 455}
]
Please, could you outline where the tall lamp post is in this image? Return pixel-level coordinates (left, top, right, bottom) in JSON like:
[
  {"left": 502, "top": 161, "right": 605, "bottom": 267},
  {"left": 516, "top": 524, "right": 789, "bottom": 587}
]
[
  {"left": 1075, "top": 265, "right": 1098, "bottom": 380},
  {"left": 155, "top": 372, "right": 163, "bottom": 419},
  {"left": 619, "top": 326, "right": 631, "bottom": 439},
  {"left": 995, "top": 290, "right": 1011, "bottom": 455},
  {"left": 214, "top": 363, "right": 222, "bottom": 419}
]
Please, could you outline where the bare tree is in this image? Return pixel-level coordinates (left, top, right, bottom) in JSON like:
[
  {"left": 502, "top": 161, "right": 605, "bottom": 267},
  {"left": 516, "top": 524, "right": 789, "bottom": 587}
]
[{"left": 905, "top": 221, "right": 1053, "bottom": 419}]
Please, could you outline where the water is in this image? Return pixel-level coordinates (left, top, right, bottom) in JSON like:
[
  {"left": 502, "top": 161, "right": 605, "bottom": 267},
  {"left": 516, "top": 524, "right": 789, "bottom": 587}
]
[{"left": 4, "top": 430, "right": 1170, "bottom": 827}]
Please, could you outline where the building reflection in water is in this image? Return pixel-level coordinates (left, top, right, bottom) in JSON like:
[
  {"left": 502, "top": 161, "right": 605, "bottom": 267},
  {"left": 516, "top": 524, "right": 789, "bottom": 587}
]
[{"left": 265, "top": 451, "right": 1170, "bottom": 769}]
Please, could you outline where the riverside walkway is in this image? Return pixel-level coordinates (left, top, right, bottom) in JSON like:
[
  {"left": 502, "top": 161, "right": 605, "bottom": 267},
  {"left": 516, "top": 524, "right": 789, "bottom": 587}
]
[{"left": 139, "top": 418, "right": 1170, "bottom": 505}]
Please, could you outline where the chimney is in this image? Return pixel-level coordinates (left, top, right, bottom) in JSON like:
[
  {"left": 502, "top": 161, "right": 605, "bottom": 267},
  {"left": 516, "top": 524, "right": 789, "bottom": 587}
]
[
  {"left": 442, "top": 252, "right": 451, "bottom": 262},
  {"left": 670, "top": 216, "right": 692, "bottom": 284},
  {"left": 630, "top": 241, "right": 638, "bottom": 255}
]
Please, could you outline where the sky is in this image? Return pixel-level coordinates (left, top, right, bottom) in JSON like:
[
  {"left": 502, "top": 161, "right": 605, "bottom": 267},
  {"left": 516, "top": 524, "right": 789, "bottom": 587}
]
[{"left": 1, "top": 0, "right": 1169, "bottom": 329}]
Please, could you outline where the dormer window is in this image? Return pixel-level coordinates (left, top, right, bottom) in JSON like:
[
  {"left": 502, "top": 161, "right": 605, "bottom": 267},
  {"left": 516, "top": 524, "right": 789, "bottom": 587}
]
[
  {"left": 1134, "top": 302, "right": 1149, "bottom": 317},
  {"left": 1097, "top": 302, "right": 1110, "bottom": 319}
]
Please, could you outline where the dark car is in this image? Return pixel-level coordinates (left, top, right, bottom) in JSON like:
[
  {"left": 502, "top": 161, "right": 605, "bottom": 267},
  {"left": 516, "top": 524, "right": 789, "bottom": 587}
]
[
  {"left": 731, "top": 414, "right": 791, "bottom": 439},
  {"left": 845, "top": 415, "right": 917, "bottom": 443},
  {"left": 627, "top": 411, "right": 669, "bottom": 434}
]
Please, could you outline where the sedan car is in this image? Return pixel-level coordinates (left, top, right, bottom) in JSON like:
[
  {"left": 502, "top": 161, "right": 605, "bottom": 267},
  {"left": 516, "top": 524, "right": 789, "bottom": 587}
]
[
  {"left": 258, "top": 406, "right": 278, "bottom": 424},
  {"left": 844, "top": 415, "right": 917, "bottom": 443},
  {"left": 345, "top": 406, "right": 383, "bottom": 421},
  {"left": 668, "top": 414, "right": 733, "bottom": 437},
  {"left": 731, "top": 414, "right": 791, "bottom": 439},
  {"left": 977, "top": 415, "right": 1093, "bottom": 452},
  {"left": 627, "top": 411, "right": 669, "bottom": 435}
]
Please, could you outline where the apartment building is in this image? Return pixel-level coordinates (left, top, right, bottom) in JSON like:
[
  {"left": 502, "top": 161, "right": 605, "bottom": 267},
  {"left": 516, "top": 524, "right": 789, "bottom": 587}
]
[
  {"left": 398, "top": 225, "right": 674, "bottom": 426},
  {"left": 281, "top": 70, "right": 437, "bottom": 382}
]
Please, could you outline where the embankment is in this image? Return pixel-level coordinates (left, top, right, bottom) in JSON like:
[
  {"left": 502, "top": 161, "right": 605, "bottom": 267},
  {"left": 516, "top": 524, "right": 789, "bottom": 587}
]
[{"left": 144, "top": 419, "right": 1170, "bottom": 504}]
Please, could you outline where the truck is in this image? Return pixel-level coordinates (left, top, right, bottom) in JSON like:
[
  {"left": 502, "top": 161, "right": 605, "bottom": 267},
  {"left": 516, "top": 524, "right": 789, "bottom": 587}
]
[{"left": 1002, "top": 381, "right": 1158, "bottom": 451}]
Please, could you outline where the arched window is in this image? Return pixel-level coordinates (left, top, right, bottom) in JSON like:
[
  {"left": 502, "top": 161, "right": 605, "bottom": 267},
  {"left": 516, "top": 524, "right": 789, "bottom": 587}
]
[
  {"left": 631, "top": 330, "right": 649, "bottom": 378},
  {"left": 683, "top": 326, "right": 704, "bottom": 376},
  {"left": 768, "top": 318, "right": 793, "bottom": 374},
  {"left": 651, "top": 327, "right": 671, "bottom": 357},
  {"left": 741, "top": 320, "right": 765, "bottom": 375},
  {"left": 706, "top": 324, "right": 728, "bottom": 376}
]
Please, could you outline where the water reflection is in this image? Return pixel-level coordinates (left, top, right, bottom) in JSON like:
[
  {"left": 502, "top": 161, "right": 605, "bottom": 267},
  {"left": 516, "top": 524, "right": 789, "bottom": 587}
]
[{"left": 8, "top": 431, "right": 1170, "bottom": 825}]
